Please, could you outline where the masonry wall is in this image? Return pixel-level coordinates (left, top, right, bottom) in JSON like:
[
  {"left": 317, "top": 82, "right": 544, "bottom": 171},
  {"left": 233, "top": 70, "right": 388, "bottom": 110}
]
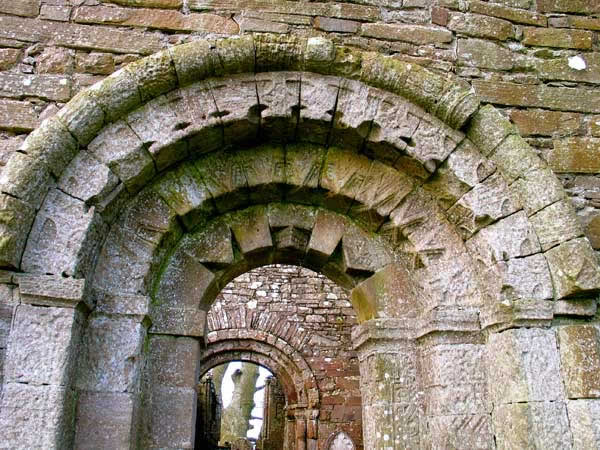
[
  {"left": 208, "top": 265, "right": 362, "bottom": 449},
  {"left": 1, "top": 0, "right": 600, "bottom": 254}
]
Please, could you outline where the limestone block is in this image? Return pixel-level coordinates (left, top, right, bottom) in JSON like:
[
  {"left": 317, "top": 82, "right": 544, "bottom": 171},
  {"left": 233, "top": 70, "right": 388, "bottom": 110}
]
[
  {"left": 567, "top": 399, "right": 600, "bottom": 450},
  {"left": 545, "top": 237, "right": 600, "bottom": 299},
  {"left": 4, "top": 304, "right": 82, "bottom": 386},
  {"left": 424, "top": 384, "right": 489, "bottom": 416},
  {"left": 88, "top": 119, "right": 156, "bottom": 193},
  {"left": 126, "top": 92, "right": 189, "bottom": 170},
  {"left": 268, "top": 203, "right": 317, "bottom": 231},
  {"left": 466, "top": 211, "right": 541, "bottom": 266},
  {"left": 255, "top": 71, "right": 300, "bottom": 142},
  {"left": 0, "top": 193, "right": 35, "bottom": 269},
  {"left": 17, "top": 275, "right": 86, "bottom": 308},
  {"left": 153, "top": 162, "right": 214, "bottom": 229},
  {"left": 179, "top": 219, "right": 234, "bottom": 267},
  {"left": 487, "top": 328, "right": 564, "bottom": 405},
  {"left": 307, "top": 210, "right": 346, "bottom": 266},
  {"left": 147, "top": 335, "right": 200, "bottom": 387},
  {"left": 298, "top": 72, "right": 340, "bottom": 145},
  {"left": 74, "top": 392, "right": 137, "bottom": 450},
  {"left": 448, "top": 172, "right": 520, "bottom": 238},
  {"left": 123, "top": 50, "right": 178, "bottom": 103},
  {"left": 500, "top": 254, "right": 554, "bottom": 301},
  {"left": 330, "top": 79, "right": 380, "bottom": 151},
  {"left": 342, "top": 225, "right": 392, "bottom": 275},
  {"left": 558, "top": 325, "right": 600, "bottom": 399},
  {"left": 0, "top": 383, "right": 76, "bottom": 449},
  {"left": 321, "top": 147, "right": 371, "bottom": 213},
  {"left": 211, "top": 73, "right": 260, "bottom": 146},
  {"left": 76, "top": 314, "right": 146, "bottom": 392},
  {"left": 120, "top": 189, "right": 177, "bottom": 247},
  {"left": 493, "top": 402, "right": 572, "bottom": 450},
  {"left": 284, "top": 143, "right": 327, "bottom": 205},
  {"left": 155, "top": 249, "right": 216, "bottom": 309},
  {"left": 244, "top": 144, "right": 286, "bottom": 204},
  {"left": 424, "top": 139, "right": 495, "bottom": 210},
  {"left": 421, "top": 344, "right": 487, "bottom": 389},
  {"left": 58, "top": 150, "right": 119, "bottom": 205},
  {"left": 490, "top": 134, "right": 544, "bottom": 183},
  {"left": 530, "top": 199, "right": 583, "bottom": 251},
  {"left": 168, "top": 40, "right": 219, "bottom": 87},
  {"left": 510, "top": 167, "right": 566, "bottom": 216},
  {"left": 56, "top": 90, "right": 105, "bottom": 146},
  {"left": 554, "top": 298, "right": 597, "bottom": 317},
  {"left": 144, "top": 385, "right": 197, "bottom": 449},
  {"left": 228, "top": 206, "right": 273, "bottom": 256},
  {"left": 0, "top": 0, "right": 40, "bottom": 17},
  {"left": 351, "top": 263, "right": 424, "bottom": 322},
  {"left": 150, "top": 306, "right": 206, "bottom": 336},
  {"left": 0, "top": 151, "right": 51, "bottom": 209},
  {"left": 194, "top": 150, "right": 249, "bottom": 213},
  {"left": 22, "top": 188, "right": 106, "bottom": 277},
  {"left": 423, "top": 414, "right": 493, "bottom": 450}
]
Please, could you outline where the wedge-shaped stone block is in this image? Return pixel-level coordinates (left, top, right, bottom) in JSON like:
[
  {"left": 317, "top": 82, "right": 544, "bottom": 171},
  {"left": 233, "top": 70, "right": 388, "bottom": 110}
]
[
  {"left": 0, "top": 193, "right": 36, "bottom": 269},
  {"left": 510, "top": 167, "right": 566, "bottom": 216},
  {"left": 0, "top": 151, "right": 51, "bottom": 209},
  {"left": 194, "top": 150, "right": 249, "bottom": 213},
  {"left": 342, "top": 224, "right": 392, "bottom": 275},
  {"left": 424, "top": 139, "right": 495, "bottom": 211},
  {"left": 285, "top": 143, "right": 327, "bottom": 205},
  {"left": 307, "top": 210, "right": 346, "bottom": 267},
  {"left": 255, "top": 33, "right": 303, "bottom": 72},
  {"left": 180, "top": 220, "right": 234, "bottom": 267},
  {"left": 493, "top": 402, "right": 572, "bottom": 450},
  {"left": 0, "top": 383, "right": 76, "bottom": 449},
  {"left": 531, "top": 199, "right": 583, "bottom": 251},
  {"left": 268, "top": 203, "right": 317, "bottom": 231},
  {"left": 123, "top": 50, "right": 178, "bottom": 103},
  {"left": 22, "top": 189, "right": 106, "bottom": 277},
  {"left": 211, "top": 73, "right": 260, "bottom": 146},
  {"left": 558, "top": 325, "right": 600, "bottom": 399},
  {"left": 88, "top": 119, "right": 156, "bottom": 193},
  {"left": 228, "top": 206, "right": 273, "bottom": 256},
  {"left": 448, "top": 172, "right": 520, "bottom": 239},
  {"left": 87, "top": 67, "right": 143, "bottom": 122},
  {"left": 321, "top": 147, "right": 371, "bottom": 213},
  {"left": 56, "top": 90, "right": 105, "bottom": 146},
  {"left": 169, "top": 39, "right": 219, "bottom": 86},
  {"left": 155, "top": 250, "right": 216, "bottom": 309},
  {"left": 4, "top": 304, "right": 82, "bottom": 386},
  {"left": 351, "top": 263, "right": 423, "bottom": 322},
  {"left": 298, "top": 72, "right": 339, "bottom": 145},
  {"left": 466, "top": 211, "right": 541, "bottom": 266},
  {"left": 58, "top": 150, "right": 119, "bottom": 205},
  {"left": 491, "top": 134, "right": 544, "bottom": 183},
  {"left": 255, "top": 71, "right": 300, "bottom": 142},
  {"left": 244, "top": 144, "right": 286, "bottom": 204},
  {"left": 126, "top": 92, "right": 189, "bottom": 170},
  {"left": 487, "top": 328, "right": 564, "bottom": 405},
  {"left": 466, "top": 104, "right": 516, "bottom": 156},
  {"left": 120, "top": 189, "right": 177, "bottom": 246},
  {"left": 215, "top": 34, "right": 255, "bottom": 74},
  {"left": 75, "top": 392, "right": 137, "bottom": 450},
  {"left": 545, "top": 237, "right": 600, "bottom": 299},
  {"left": 147, "top": 335, "right": 200, "bottom": 387},
  {"left": 153, "top": 162, "right": 214, "bottom": 230},
  {"left": 76, "top": 314, "right": 146, "bottom": 392},
  {"left": 567, "top": 399, "right": 600, "bottom": 450},
  {"left": 497, "top": 254, "right": 554, "bottom": 301}
]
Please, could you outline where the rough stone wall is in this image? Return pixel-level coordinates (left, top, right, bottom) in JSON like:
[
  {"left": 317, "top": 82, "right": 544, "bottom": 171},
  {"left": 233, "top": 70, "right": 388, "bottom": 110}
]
[
  {"left": 209, "top": 265, "right": 363, "bottom": 449},
  {"left": 1, "top": 0, "right": 600, "bottom": 252}
]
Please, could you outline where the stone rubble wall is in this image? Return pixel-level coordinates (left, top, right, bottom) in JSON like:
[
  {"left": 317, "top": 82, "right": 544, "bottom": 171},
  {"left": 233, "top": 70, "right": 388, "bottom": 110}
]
[
  {"left": 209, "top": 264, "right": 363, "bottom": 449},
  {"left": 1, "top": 0, "right": 600, "bottom": 251}
]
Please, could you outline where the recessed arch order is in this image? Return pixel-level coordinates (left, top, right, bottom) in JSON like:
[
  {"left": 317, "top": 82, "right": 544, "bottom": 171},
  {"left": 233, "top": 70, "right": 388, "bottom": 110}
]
[{"left": 1, "top": 33, "right": 599, "bottom": 450}]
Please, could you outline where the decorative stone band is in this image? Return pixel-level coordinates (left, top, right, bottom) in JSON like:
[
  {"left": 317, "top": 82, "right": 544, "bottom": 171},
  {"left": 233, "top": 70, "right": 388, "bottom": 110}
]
[{"left": 16, "top": 274, "right": 87, "bottom": 309}]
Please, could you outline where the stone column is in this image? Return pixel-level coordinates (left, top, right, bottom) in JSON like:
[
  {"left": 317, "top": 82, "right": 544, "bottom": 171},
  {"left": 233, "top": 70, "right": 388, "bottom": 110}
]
[
  {"left": 352, "top": 319, "right": 422, "bottom": 450},
  {"left": 0, "top": 274, "right": 87, "bottom": 449},
  {"left": 294, "top": 409, "right": 307, "bottom": 450}
]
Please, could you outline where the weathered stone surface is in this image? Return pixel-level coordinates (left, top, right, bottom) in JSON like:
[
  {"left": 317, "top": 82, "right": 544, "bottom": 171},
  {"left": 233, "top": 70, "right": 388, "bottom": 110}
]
[
  {"left": 469, "top": 0, "right": 546, "bottom": 26},
  {"left": 74, "top": 392, "right": 137, "bottom": 450},
  {"left": 148, "top": 335, "right": 200, "bottom": 387},
  {"left": 0, "top": 151, "right": 51, "bottom": 209},
  {"left": 493, "top": 401, "right": 572, "bottom": 450},
  {"left": 530, "top": 199, "right": 582, "bottom": 251},
  {"left": 361, "top": 23, "right": 453, "bottom": 45},
  {"left": 307, "top": 210, "right": 346, "bottom": 266},
  {"left": 17, "top": 275, "right": 86, "bottom": 308},
  {"left": 510, "top": 167, "right": 566, "bottom": 216},
  {"left": 549, "top": 138, "right": 600, "bottom": 174},
  {"left": 123, "top": 50, "right": 177, "bottom": 103},
  {"left": 510, "top": 109, "right": 582, "bottom": 137},
  {"left": 457, "top": 38, "right": 514, "bottom": 70},
  {"left": 314, "top": 16, "right": 359, "bottom": 33},
  {"left": 537, "top": 0, "right": 600, "bottom": 14},
  {"left": 558, "top": 325, "right": 600, "bottom": 399},
  {"left": 545, "top": 238, "right": 600, "bottom": 299},
  {"left": 0, "top": 72, "right": 71, "bottom": 102},
  {"left": 554, "top": 298, "right": 598, "bottom": 317},
  {"left": 466, "top": 105, "right": 516, "bottom": 156},
  {"left": 0, "top": 0, "right": 40, "bottom": 17},
  {"left": 522, "top": 27, "right": 593, "bottom": 49},
  {"left": 244, "top": 144, "right": 286, "bottom": 204},
  {"left": 22, "top": 189, "right": 106, "bottom": 277},
  {"left": 0, "top": 193, "right": 36, "bottom": 269},
  {"left": 423, "top": 414, "right": 493, "bottom": 450},
  {"left": 237, "top": 15, "right": 288, "bottom": 33},
  {"left": 0, "top": 99, "right": 37, "bottom": 132},
  {"left": 537, "top": 53, "right": 600, "bottom": 84},
  {"left": 228, "top": 206, "right": 273, "bottom": 255},
  {"left": 448, "top": 12, "right": 514, "bottom": 41},
  {"left": 77, "top": 313, "right": 145, "bottom": 393},
  {"left": 180, "top": 220, "right": 234, "bottom": 267},
  {"left": 255, "top": 71, "right": 300, "bottom": 142},
  {"left": 107, "top": 0, "right": 182, "bottom": 7},
  {"left": 567, "top": 399, "right": 600, "bottom": 449},
  {"left": 487, "top": 328, "right": 564, "bottom": 404},
  {"left": 298, "top": 73, "right": 339, "bottom": 145},
  {"left": 491, "top": 134, "right": 543, "bottom": 182},
  {"left": 4, "top": 304, "right": 82, "bottom": 385}
]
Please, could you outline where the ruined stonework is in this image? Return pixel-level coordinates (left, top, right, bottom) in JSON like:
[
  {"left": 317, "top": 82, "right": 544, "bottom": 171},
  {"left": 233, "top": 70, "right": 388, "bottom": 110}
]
[{"left": 0, "top": 2, "right": 599, "bottom": 448}]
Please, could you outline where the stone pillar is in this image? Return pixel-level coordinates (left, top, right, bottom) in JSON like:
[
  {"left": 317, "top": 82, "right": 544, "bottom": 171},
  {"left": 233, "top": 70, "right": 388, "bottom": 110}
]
[
  {"left": 141, "top": 333, "right": 201, "bottom": 448},
  {"left": 295, "top": 409, "right": 307, "bottom": 450},
  {"left": 352, "top": 319, "right": 422, "bottom": 450},
  {"left": 0, "top": 275, "right": 87, "bottom": 449}
]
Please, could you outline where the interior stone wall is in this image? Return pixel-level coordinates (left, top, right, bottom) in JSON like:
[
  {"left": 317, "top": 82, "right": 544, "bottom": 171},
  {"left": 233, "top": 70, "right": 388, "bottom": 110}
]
[{"left": 1, "top": 0, "right": 600, "bottom": 254}]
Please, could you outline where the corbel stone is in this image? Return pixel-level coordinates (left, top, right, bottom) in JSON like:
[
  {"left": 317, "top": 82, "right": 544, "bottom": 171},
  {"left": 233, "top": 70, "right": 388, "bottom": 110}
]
[{"left": 16, "top": 274, "right": 88, "bottom": 310}]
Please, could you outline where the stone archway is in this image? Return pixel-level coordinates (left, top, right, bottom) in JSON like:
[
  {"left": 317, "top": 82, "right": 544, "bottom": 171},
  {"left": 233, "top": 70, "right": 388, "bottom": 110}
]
[{"left": 0, "top": 33, "right": 599, "bottom": 449}]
